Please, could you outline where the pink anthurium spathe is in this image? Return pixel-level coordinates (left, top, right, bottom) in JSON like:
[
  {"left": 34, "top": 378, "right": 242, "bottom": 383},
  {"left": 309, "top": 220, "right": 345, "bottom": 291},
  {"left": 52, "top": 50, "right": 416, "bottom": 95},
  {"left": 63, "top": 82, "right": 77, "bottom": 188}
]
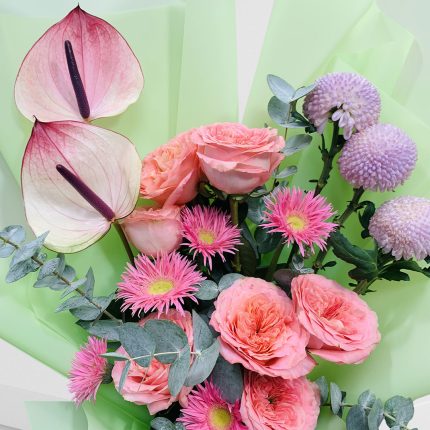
[
  {"left": 22, "top": 120, "right": 142, "bottom": 253},
  {"left": 15, "top": 6, "right": 144, "bottom": 122}
]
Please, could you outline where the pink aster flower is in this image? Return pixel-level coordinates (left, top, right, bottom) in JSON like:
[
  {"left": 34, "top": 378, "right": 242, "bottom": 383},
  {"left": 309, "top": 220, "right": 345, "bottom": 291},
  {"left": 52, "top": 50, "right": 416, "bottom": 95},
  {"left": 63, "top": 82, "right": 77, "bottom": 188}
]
[
  {"left": 338, "top": 124, "right": 417, "bottom": 192},
  {"left": 68, "top": 337, "right": 108, "bottom": 405},
  {"left": 117, "top": 252, "right": 204, "bottom": 317},
  {"left": 303, "top": 72, "right": 381, "bottom": 139},
  {"left": 181, "top": 205, "right": 242, "bottom": 270},
  {"left": 178, "top": 381, "right": 247, "bottom": 430},
  {"left": 263, "top": 187, "right": 336, "bottom": 255},
  {"left": 369, "top": 196, "right": 430, "bottom": 260}
]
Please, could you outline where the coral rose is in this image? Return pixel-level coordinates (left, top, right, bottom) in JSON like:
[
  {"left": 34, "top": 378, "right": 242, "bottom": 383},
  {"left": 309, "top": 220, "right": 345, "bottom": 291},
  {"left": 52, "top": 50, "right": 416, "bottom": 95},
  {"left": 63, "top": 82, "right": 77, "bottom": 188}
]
[
  {"left": 193, "top": 123, "right": 285, "bottom": 195},
  {"left": 210, "top": 277, "right": 315, "bottom": 379},
  {"left": 291, "top": 274, "right": 381, "bottom": 364},
  {"left": 140, "top": 130, "right": 200, "bottom": 205},
  {"left": 112, "top": 309, "right": 193, "bottom": 414},
  {"left": 240, "top": 372, "right": 320, "bottom": 430},
  {"left": 121, "top": 205, "right": 182, "bottom": 256}
]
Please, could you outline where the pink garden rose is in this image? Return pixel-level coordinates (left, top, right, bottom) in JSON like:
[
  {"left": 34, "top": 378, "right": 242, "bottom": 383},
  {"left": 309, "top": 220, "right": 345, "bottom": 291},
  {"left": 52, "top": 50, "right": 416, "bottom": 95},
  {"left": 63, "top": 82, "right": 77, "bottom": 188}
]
[
  {"left": 193, "top": 123, "right": 285, "bottom": 195},
  {"left": 291, "top": 274, "right": 381, "bottom": 364},
  {"left": 210, "top": 277, "right": 315, "bottom": 379},
  {"left": 240, "top": 372, "right": 320, "bottom": 430},
  {"left": 140, "top": 130, "right": 200, "bottom": 205},
  {"left": 121, "top": 205, "right": 182, "bottom": 256},
  {"left": 112, "top": 309, "right": 193, "bottom": 414}
]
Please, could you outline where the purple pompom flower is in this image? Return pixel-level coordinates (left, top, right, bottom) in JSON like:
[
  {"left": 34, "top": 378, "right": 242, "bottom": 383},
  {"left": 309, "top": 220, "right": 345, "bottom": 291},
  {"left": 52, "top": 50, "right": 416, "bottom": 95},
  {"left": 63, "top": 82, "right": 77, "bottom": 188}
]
[
  {"left": 338, "top": 124, "right": 417, "bottom": 192},
  {"left": 303, "top": 72, "right": 380, "bottom": 139},
  {"left": 369, "top": 196, "right": 430, "bottom": 260}
]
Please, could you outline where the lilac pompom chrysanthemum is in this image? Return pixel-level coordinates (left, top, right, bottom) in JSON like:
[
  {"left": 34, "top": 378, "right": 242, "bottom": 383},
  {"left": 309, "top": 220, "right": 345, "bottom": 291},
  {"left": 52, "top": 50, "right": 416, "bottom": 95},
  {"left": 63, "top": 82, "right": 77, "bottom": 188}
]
[
  {"left": 303, "top": 72, "right": 380, "bottom": 139},
  {"left": 338, "top": 124, "right": 417, "bottom": 192},
  {"left": 369, "top": 196, "right": 430, "bottom": 260}
]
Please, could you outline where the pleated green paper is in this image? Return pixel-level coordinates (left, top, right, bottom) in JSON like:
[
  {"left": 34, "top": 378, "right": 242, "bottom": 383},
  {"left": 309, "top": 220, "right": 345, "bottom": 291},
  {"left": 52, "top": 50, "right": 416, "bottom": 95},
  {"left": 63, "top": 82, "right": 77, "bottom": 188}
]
[{"left": 0, "top": 1, "right": 429, "bottom": 429}]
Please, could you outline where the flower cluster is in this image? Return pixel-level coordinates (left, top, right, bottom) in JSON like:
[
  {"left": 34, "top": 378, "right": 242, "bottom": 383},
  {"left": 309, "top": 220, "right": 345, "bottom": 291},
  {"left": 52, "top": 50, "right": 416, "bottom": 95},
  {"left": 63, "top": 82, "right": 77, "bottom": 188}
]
[{"left": 4, "top": 6, "right": 424, "bottom": 430}]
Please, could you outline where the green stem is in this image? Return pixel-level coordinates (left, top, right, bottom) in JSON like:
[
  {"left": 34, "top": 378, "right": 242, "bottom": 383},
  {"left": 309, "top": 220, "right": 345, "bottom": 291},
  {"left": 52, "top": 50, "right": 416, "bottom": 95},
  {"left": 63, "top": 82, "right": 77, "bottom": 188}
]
[
  {"left": 114, "top": 222, "right": 135, "bottom": 265},
  {"left": 313, "top": 187, "right": 365, "bottom": 272},
  {"left": 265, "top": 241, "right": 285, "bottom": 281},
  {"left": 314, "top": 122, "right": 342, "bottom": 196},
  {"left": 353, "top": 277, "right": 377, "bottom": 295},
  {"left": 229, "top": 197, "right": 241, "bottom": 272},
  {"left": 1, "top": 236, "right": 120, "bottom": 322}
]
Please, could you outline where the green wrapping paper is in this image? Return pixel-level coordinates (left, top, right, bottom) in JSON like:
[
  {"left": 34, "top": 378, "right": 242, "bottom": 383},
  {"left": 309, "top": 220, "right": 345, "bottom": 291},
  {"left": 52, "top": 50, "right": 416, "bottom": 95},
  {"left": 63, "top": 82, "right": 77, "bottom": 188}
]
[{"left": 0, "top": 0, "right": 429, "bottom": 428}]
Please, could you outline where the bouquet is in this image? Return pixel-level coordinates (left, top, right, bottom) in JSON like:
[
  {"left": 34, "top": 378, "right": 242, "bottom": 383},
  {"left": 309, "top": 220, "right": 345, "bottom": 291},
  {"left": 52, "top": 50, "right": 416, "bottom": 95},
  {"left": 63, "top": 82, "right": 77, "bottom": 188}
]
[{"left": 1, "top": 6, "right": 428, "bottom": 430}]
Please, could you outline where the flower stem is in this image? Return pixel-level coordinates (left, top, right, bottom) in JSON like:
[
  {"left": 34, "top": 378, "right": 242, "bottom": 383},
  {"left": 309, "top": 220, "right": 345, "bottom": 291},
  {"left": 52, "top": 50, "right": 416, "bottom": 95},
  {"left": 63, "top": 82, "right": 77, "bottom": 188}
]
[
  {"left": 114, "top": 222, "right": 135, "bottom": 265},
  {"left": 265, "top": 240, "right": 285, "bottom": 281},
  {"left": 353, "top": 277, "right": 376, "bottom": 295},
  {"left": 229, "top": 197, "right": 241, "bottom": 272},
  {"left": 313, "top": 187, "right": 365, "bottom": 272},
  {"left": 0, "top": 236, "right": 119, "bottom": 322}
]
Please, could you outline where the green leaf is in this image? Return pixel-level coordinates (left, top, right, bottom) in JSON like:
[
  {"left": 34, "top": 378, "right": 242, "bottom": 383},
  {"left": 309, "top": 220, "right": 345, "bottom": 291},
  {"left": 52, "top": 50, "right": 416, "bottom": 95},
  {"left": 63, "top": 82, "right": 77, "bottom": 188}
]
[
  {"left": 291, "top": 83, "right": 316, "bottom": 101},
  {"left": 35, "top": 264, "right": 76, "bottom": 291},
  {"left": 195, "top": 280, "right": 219, "bottom": 301},
  {"left": 77, "top": 320, "right": 121, "bottom": 341},
  {"left": 268, "top": 96, "right": 291, "bottom": 127},
  {"left": 330, "top": 382, "right": 343, "bottom": 416},
  {"left": 384, "top": 396, "right": 414, "bottom": 428},
  {"left": 267, "top": 74, "right": 295, "bottom": 103},
  {"left": 174, "top": 424, "right": 186, "bottom": 430},
  {"left": 118, "top": 360, "right": 131, "bottom": 393},
  {"left": 100, "top": 352, "right": 129, "bottom": 361},
  {"left": 315, "top": 376, "right": 329, "bottom": 404},
  {"left": 239, "top": 234, "right": 259, "bottom": 276},
  {"left": 368, "top": 399, "right": 384, "bottom": 430},
  {"left": 273, "top": 166, "right": 297, "bottom": 180},
  {"left": 240, "top": 222, "right": 259, "bottom": 259},
  {"left": 358, "top": 390, "right": 376, "bottom": 409},
  {"left": 247, "top": 197, "right": 265, "bottom": 224},
  {"left": 218, "top": 273, "right": 244, "bottom": 292},
  {"left": 283, "top": 134, "right": 312, "bottom": 156},
  {"left": 56, "top": 296, "right": 88, "bottom": 312},
  {"left": 346, "top": 405, "right": 368, "bottom": 430},
  {"left": 382, "top": 259, "right": 430, "bottom": 281},
  {"left": 60, "top": 277, "right": 87, "bottom": 298},
  {"left": 82, "top": 268, "right": 95, "bottom": 298},
  {"left": 118, "top": 322, "right": 156, "bottom": 368},
  {"left": 192, "top": 310, "right": 215, "bottom": 352},
  {"left": 38, "top": 257, "right": 60, "bottom": 279},
  {"left": 151, "top": 417, "right": 175, "bottom": 430},
  {"left": 10, "top": 232, "right": 48, "bottom": 267},
  {"left": 211, "top": 356, "right": 243, "bottom": 403},
  {"left": 0, "top": 225, "right": 25, "bottom": 257},
  {"left": 358, "top": 201, "right": 375, "bottom": 238},
  {"left": 168, "top": 345, "right": 191, "bottom": 396},
  {"left": 185, "top": 339, "right": 220, "bottom": 387},
  {"left": 380, "top": 270, "right": 410, "bottom": 282},
  {"left": 69, "top": 294, "right": 115, "bottom": 321},
  {"left": 144, "top": 319, "right": 188, "bottom": 364},
  {"left": 6, "top": 255, "right": 43, "bottom": 283},
  {"left": 254, "top": 227, "right": 282, "bottom": 254}
]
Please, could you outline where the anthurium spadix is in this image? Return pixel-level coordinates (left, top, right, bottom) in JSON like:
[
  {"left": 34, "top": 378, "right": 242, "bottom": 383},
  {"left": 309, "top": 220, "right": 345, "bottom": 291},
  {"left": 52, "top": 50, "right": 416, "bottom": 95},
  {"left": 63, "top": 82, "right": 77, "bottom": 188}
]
[
  {"left": 15, "top": 6, "right": 144, "bottom": 122},
  {"left": 22, "top": 120, "right": 142, "bottom": 253}
]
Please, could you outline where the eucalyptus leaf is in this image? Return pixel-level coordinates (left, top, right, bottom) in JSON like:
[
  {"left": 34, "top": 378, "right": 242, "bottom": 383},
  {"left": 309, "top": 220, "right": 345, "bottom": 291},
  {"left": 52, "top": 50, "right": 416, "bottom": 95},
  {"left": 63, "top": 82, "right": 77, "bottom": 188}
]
[
  {"left": 283, "top": 134, "right": 312, "bottom": 156},
  {"left": 78, "top": 320, "right": 121, "bottom": 341},
  {"left": 175, "top": 424, "right": 186, "bottom": 430},
  {"left": 358, "top": 390, "right": 376, "bottom": 409},
  {"left": 151, "top": 417, "right": 175, "bottom": 430},
  {"left": 56, "top": 296, "right": 88, "bottom": 312},
  {"left": 118, "top": 360, "right": 131, "bottom": 393},
  {"left": 83, "top": 268, "right": 95, "bottom": 298},
  {"left": 239, "top": 233, "right": 259, "bottom": 276},
  {"left": 247, "top": 197, "right": 266, "bottom": 224},
  {"left": 291, "top": 83, "right": 316, "bottom": 101},
  {"left": 192, "top": 310, "right": 215, "bottom": 352},
  {"left": 240, "top": 222, "right": 259, "bottom": 259},
  {"left": 218, "top": 273, "right": 244, "bottom": 292},
  {"left": 195, "top": 280, "right": 219, "bottom": 301},
  {"left": 144, "top": 319, "right": 188, "bottom": 364},
  {"left": 368, "top": 399, "right": 384, "bottom": 430},
  {"left": 69, "top": 294, "right": 114, "bottom": 321},
  {"left": 346, "top": 405, "right": 368, "bottom": 430},
  {"left": 60, "top": 277, "right": 87, "bottom": 298},
  {"left": 100, "top": 352, "right": 129, "bottom": 361},
  {"left": 10, "top": 232, "right": 48, "bottom": 267},
  {"left": 38, "top": 257, "right": 60, "bottom": 279},
  {"left": 273, "top": 166, "right": 297, "bottom": 179},
  {"left": 211, "top": 356, "right": 243, "bottom": 403},
  {"left": 330, "top": 382, "right": 343, "bottom": 416},
  {"left": 168, "top": 345, "right": 191, "bottom": 396},
  {"left": 118, "top": 322, "right": 156, "bottom": 368},
  {"left": 267, "top": 74, "right": 295, "bottom": 102},
  {"left": 315, "top": 376, "right": 329, "bottom": 404},
  {"left": 384, "top": 396, "right": 414, "bottom": 428},
  {"left": 268, "top": 96, "right": 291, "bottom": 127},
  {"left": 254, "top": 227, "right": 282, "bottom": 254},
  {"left": 0, "top": 225, "right": 25, "bottom": 257},
  {"left": 6, "top": 256, "right": 42, "bottom": 283},
  {"left": 185, "top": 339, "right": 220, "bottom": 387}
]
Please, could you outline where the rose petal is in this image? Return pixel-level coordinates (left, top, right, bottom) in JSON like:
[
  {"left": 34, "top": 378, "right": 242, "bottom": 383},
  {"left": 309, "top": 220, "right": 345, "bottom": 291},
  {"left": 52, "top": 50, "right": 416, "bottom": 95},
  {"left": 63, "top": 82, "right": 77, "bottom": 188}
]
[
  {"left": 22, "top": 120, "right": 141, "bottom": 252},
  {"left": 15, "top": 6, "right": 143, "bottom": 122}
]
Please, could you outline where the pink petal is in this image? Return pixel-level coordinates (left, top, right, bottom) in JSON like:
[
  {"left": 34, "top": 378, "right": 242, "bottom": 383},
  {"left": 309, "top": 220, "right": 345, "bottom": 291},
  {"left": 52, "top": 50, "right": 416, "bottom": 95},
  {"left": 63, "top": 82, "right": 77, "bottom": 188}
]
[
  {"left": 22, "top": 120, "right": 141, "bottom": 252},
  {"left": 15, "top": 6, "right": 143, "bottom": 122}
]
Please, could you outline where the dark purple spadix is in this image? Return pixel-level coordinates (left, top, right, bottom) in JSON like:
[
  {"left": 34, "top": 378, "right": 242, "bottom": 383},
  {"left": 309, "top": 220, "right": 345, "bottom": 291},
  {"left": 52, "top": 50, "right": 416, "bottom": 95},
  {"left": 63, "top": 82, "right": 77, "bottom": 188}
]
[
  {"left": 56, "top": 164, "right": 115, "bottom": 221},
  {"left": 64, "top": 40, "right": 90, "bottom": 119}
]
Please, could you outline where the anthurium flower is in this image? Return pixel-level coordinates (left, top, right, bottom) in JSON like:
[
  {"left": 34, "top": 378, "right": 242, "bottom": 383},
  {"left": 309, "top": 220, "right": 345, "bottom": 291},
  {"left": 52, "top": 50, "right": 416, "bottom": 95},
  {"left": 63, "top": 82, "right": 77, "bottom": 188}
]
[
  {"left": 22, "top": 120, "right": 141, "bottom": 253},
  {"left": 15, "top": 6, "right": 144, "bottom": 122}
]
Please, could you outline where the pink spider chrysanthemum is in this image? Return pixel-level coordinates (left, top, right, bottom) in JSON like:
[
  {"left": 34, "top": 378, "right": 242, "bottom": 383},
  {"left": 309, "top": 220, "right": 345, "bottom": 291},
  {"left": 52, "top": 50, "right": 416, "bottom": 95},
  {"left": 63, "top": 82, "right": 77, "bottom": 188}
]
[
  {"left": 181, "top": 205, "right": 242, "bottom": 270},
  {"left": 117, "top": 252, "right": 204, "bottom": 317},
  {"left": 263, "top": 187, "right": 336, "bottom": 255},
  {"left": 178, "top": 381, "right": 247, "bottom": 430},
  {"left": 68, "top": 337, "right": 108, "bottom": 405}
]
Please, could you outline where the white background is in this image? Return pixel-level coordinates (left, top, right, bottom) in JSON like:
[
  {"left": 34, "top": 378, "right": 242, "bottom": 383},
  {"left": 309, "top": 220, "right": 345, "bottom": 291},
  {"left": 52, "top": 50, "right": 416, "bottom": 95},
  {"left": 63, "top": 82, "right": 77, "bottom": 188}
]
[{"left": 0, "top": 0, "right": 429, "bottom": 428}]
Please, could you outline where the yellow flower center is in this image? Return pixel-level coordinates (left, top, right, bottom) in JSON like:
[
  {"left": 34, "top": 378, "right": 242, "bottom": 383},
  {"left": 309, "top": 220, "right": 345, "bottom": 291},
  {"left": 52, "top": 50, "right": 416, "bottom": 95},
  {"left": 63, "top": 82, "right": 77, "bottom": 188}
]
[
  {"left": 286, "top": 214, "right": 307, "bottom": 232},
  {"left": 147, "top": 279, "right": 174, "bottom": 295},
  {"left": 208, "top": 407, "right": 232, "bottom": 430},
  {"left": 198, "top": 229, "right": 216, "bottom": 245}
]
